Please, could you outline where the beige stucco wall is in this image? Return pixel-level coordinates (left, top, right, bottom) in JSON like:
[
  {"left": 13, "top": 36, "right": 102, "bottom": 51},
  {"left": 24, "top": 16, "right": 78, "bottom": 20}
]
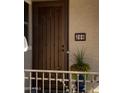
[
  {"left": 25, "top": 0, "right": 99, "bottom": 72},
  {"left": 69, "top": 0, "right": 99, "bottom": 72}
]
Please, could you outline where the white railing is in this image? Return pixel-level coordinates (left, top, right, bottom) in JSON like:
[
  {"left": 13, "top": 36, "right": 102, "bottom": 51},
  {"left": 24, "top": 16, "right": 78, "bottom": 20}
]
[{"left": 24, "top": 69, "right": 99, "bottom": 93}]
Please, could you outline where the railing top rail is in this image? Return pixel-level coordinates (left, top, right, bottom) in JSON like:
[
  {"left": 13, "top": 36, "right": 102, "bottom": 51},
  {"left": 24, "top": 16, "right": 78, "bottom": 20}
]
[{"left": 24, "top": 69, "right": 99, "bottom": 75}]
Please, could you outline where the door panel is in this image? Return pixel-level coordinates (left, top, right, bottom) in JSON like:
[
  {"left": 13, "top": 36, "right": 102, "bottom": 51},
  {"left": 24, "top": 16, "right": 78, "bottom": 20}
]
[{"left": 33, "top": 1, "right": 68, "bottom": 71}]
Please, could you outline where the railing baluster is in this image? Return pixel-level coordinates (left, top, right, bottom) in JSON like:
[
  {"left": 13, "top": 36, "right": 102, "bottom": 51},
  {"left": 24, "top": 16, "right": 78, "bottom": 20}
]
[
  {"left": 36, "top": 72, "right": 38, "bottom": 93},
  {"left": 56, "top": 73, "right": 58, "bottom": 93},
  {"left": 77, "top": 74, "right": 79, "bottom": 93},
  {"left": 69, "top": 73, "right": 72, "bottom": 93},
  {"left": 24, "top": 72, "right": 26, "bottom": 93},
  {"left": 63, "top": 73, "right": 65, "bottom": 93},
  {"left": 84, "top": 74, "right": 87, "bottom": 93},
  {"left": 42, "top": 72, "right": 44, "bottom": 93},
  {"left": 92, "top": 75, "right": 95, "bottom": 93},
  {"left": 29, "top": 72, "right": 32, "bottom": 93},
  {"left": 49, "top": 73, "right": 51, "bottom": 93}
]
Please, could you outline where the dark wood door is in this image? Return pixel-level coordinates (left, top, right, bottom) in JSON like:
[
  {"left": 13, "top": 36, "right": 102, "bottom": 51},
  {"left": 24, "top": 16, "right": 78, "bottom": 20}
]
[{"left": 33, "top": 0, "right": 68, "bottom": 71}]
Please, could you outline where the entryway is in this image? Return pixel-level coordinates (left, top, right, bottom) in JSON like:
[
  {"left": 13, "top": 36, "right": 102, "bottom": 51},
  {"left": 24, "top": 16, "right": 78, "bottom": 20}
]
[
  {"left": 32, "top": 0, "right": 68, "bottom": 71},
  {"left": 32, "top": 0, "right": 69, "bottom": 92}
]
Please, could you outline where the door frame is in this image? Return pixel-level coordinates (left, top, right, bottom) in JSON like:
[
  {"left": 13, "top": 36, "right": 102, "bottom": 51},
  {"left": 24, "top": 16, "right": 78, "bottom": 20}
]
[{"left": 32, "top": 0, "right": 69, "bottom": 71}]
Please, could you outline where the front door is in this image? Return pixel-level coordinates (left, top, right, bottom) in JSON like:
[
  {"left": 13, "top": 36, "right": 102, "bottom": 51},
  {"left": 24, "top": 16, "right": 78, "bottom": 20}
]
[{"left": 33, "top": 0, "right": 68, "bottom": 71}]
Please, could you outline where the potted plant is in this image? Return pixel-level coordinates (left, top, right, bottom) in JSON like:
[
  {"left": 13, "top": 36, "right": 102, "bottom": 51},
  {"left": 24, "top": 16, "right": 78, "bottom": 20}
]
[{"left": 70, "top": 48, "right": 90, "bottom": 92}]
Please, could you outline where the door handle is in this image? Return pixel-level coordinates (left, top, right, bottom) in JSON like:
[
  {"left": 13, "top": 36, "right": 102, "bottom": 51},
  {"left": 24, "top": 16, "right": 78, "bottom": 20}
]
[{"left": 66, "top": 51, "right": 70, "bottom": 54}]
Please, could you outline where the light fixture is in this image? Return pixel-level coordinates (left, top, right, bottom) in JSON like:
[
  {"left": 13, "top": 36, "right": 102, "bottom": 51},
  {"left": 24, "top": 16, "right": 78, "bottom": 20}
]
[{"left": 24, "top": 36, "right": 28, "bottom": 52}]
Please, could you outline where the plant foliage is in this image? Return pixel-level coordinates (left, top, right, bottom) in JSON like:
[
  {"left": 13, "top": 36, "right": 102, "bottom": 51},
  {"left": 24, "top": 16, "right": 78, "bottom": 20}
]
[{"left": 71, "top": 48, "right": 90, "bottom": 72}]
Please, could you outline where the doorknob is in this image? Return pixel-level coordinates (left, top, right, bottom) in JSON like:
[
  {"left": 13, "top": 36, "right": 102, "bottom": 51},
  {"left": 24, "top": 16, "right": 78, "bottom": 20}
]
[{"left": 66, "top": 51, "right": 70, "bottom": 54}]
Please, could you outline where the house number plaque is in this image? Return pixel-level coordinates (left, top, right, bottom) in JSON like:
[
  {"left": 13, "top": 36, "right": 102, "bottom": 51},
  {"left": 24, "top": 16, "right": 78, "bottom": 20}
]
[{"left": 75, "top": 33, "right": 86, "bottom": 41}]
